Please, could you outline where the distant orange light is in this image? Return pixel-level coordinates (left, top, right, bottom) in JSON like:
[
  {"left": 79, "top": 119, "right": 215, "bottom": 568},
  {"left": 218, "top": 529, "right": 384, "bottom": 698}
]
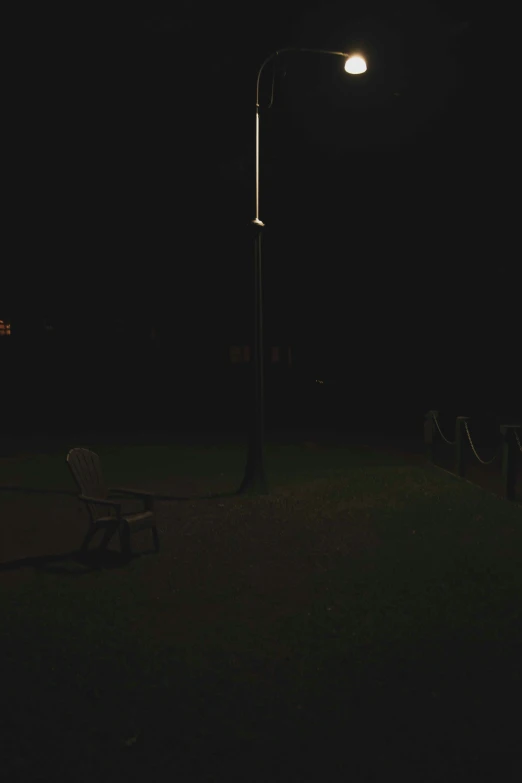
[{"left": 0, "top": 320, "right": 11, "bottom": 336}]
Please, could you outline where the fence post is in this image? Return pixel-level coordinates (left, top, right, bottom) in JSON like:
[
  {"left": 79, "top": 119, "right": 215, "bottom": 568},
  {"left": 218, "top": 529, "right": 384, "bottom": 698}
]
[
  {"left": 500, "top": 424, "right": 520, "bottom": 502},
  {"left": 424, "top": 410, "right": 438, "bottom": 463},
  {"left": 455, "top": 416, "right": 469, "bottom": 478}
]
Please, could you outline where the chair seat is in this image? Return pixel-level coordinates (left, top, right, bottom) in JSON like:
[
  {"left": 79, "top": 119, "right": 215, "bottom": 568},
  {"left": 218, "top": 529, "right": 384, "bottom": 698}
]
[
  {"left": 90, "top": 515, "right": 120, "bottom": 527},
  {"left": 89, "top": 510, "right": 154, "bottom": 530},
  {"left": 122, "top": 510, "right": 155, "bottom": 533}
]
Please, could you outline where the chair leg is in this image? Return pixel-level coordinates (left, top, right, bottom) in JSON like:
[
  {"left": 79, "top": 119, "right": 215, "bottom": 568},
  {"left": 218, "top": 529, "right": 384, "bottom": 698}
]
[
  {"left": 79, "top": 524, "right": 98, "bottom": 556},
  {"left": 152, "top": 525, "right": 160, "bottom": 552},
  {"left": 97, "top": 521, "right": 119, "bottom": 552},
  {"left": 119, "top": 521, "right": 131, "bottom": 556}
]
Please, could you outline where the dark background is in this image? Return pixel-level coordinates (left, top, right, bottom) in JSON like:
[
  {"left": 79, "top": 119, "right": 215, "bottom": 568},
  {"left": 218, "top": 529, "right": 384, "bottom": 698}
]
[{"left": 3, "top": 0, "right": 519, "bottom": 437}]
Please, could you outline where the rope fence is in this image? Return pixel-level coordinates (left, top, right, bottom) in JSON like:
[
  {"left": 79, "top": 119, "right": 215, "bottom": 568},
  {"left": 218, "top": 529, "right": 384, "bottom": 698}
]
[{"left": 424, "top": 410, "right": 521, "bottom": 502}]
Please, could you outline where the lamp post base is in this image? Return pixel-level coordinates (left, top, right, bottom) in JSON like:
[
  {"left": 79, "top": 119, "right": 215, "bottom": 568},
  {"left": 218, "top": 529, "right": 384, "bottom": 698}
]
[{"left": 238, "top": 462, "right": 268, "bottom": 495}]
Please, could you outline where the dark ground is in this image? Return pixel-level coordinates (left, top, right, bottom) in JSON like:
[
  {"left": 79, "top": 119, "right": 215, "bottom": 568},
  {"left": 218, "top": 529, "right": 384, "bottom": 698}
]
[{"left": 1, "top": 430, "right": 521, "bottom": 783}]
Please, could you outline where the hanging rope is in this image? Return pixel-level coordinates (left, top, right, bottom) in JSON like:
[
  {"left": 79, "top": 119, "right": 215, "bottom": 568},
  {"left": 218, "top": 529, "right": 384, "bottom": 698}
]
[
  {"left": 464, "top": 421, "right": 500, "bottom": 465},
  {"left": 432, "top": 412, "right": 455, "bottom": 445}
]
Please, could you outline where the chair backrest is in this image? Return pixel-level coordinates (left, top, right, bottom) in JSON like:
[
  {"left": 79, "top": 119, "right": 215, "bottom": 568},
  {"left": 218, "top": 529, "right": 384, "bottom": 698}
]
[{"left": 67, "top": 448, "right": 108, "bottom": 522}]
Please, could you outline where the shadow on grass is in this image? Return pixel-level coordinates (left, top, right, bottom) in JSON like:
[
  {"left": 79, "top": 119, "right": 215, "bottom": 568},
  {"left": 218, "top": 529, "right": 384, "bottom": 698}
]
[
  {"left": 0, "top": 485, "right": 77, "bottom": 496},
  {"left": 0, "top": 548, "right": 158, "bottom": 575},
  {"left": 0, "top": 486, "right": 241, "bottom": 501},
  {"left": 0, "top": 487, "right": 242, "bottom": 575},
  {"left": 158, "top": 489, "right": 241, "bottom": 500},
  {"left": 0, "top": 546, "right": 159, "bottom": 575}
]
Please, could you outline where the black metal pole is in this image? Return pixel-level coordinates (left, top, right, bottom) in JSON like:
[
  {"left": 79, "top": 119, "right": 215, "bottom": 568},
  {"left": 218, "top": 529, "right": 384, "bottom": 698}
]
[
  {"left": 455, "top": 416, "right": 468, "bottom": 478},
  {"left": 239, "top": 221, "right": 267, "bottom": 494},
  {"left": 238, "top": 47, "right": 361, "bottom": 495},
  {"left": 424, "top": 410, "right": 437, "bottom": 463},
  {"left": 500, "top": 424, "right": 519, "bottom": 502},
  {"left": 239, "top": 221, "right": 268, "bottom": 494}
]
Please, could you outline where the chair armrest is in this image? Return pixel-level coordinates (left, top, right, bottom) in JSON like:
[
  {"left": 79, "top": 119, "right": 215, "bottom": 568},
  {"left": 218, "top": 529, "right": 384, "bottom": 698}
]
[
  {"left": 79, "top": 494, "right": 122, "bottom": 512},
  {"left": 108, "top": 487, "right": 155, "bottom": 510}
]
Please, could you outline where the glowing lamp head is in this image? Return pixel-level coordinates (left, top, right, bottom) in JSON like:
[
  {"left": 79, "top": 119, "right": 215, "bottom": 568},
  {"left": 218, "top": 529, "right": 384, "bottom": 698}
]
[{"left": 344, "top": 55, "right": 367, "bottom": 75}]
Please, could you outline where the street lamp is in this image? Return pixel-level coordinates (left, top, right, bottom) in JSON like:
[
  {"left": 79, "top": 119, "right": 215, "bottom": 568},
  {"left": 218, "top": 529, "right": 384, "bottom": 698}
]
[{"left": 238, "top": 48, "right": 367, "bottom": 495}]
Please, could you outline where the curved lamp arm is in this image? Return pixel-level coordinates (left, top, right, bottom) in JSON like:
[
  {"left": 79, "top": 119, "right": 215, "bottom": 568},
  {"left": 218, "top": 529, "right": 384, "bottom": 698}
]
[
  {"left": 254, "top": 48, "right": 355, "bottom": 225},
  {"left": 256, "top": 47, "right": 351, "bottom": 106}
]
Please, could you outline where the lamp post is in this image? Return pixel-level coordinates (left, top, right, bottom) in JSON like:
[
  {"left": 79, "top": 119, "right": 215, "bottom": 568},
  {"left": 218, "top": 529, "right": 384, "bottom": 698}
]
[{"left": 238, "top": 49, "right": 367, "bottom": 495}]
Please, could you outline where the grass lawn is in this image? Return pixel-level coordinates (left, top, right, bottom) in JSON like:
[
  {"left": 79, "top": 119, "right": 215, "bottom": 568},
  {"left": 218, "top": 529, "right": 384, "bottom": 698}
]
[{"left": 1, "top": 435, "right": 522, "bottom": 783}]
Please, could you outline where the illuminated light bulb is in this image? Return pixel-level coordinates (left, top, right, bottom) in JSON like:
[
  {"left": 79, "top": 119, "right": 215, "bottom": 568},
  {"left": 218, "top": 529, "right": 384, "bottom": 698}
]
[{"left": 344, "top": 55, "right": 367, "bottom": 74}]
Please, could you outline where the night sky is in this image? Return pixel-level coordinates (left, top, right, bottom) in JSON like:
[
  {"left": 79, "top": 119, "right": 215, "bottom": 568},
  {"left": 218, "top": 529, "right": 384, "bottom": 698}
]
[{"left": 8, "top": 0, "right": 519, "bottom": 415}]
